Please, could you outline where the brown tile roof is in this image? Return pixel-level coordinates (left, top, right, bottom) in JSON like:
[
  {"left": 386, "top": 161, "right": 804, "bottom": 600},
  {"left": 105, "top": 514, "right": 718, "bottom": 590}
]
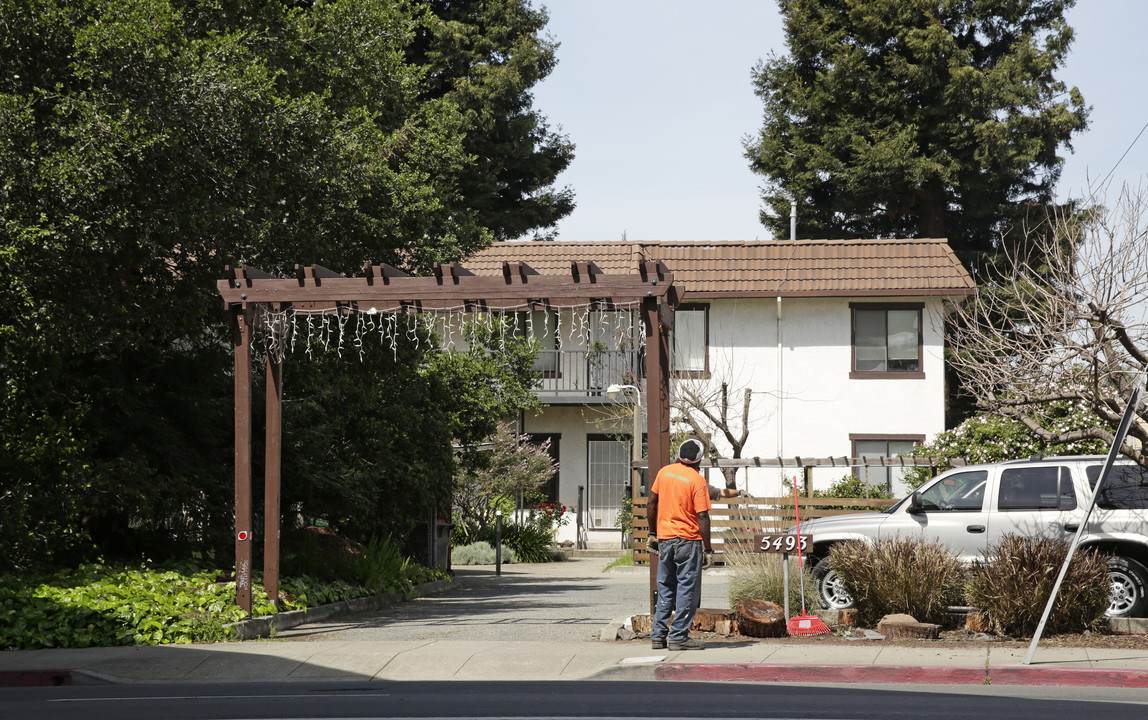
[{"left": 461, "top": 238, "right": 975, "bottom": 298}]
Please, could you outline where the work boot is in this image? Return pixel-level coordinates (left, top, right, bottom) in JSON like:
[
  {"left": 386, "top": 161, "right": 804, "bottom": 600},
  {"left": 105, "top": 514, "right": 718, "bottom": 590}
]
[
  {"left": 651, "top": 637, "right": 667, "bottom": 649},
  {"left": 669, "top": 638, "right": 705, "bottom": 651}
]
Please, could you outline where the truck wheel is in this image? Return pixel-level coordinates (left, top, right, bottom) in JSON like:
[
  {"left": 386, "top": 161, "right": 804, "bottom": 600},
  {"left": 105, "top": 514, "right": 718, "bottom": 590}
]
[
  {"left": 1107, "top": 556, "right": 1148, "bottom": 618},
  {"left": 812, "top": 557, "right": 854, "bottom": 611}
]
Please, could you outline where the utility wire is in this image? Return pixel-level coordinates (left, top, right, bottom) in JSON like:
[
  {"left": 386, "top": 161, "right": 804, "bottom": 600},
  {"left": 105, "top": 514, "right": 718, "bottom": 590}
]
[{"left": 1095, "top": 118, "right": 1148, "bottom": 191}]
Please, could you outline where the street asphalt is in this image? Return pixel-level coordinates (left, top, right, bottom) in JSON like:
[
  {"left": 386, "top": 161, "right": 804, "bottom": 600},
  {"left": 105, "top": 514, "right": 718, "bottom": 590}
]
[{"left": 3, "top": 556, "right": 1148, "bottom": 687}]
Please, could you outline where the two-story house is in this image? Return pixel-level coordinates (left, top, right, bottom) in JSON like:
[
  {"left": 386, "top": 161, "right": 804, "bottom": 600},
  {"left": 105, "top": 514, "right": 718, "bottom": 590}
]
[{"left": 460, "top": 238, "right": 976, "bottom": 548}]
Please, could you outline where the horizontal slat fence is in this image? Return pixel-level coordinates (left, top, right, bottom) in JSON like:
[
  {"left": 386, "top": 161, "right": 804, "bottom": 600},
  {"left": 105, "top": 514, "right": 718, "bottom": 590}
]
[
  {"left": 632, "top": 495, "right": 899, "bottom": 565},
  {"left": 628, "top": 455, "right": 961, "bottom": 564}
]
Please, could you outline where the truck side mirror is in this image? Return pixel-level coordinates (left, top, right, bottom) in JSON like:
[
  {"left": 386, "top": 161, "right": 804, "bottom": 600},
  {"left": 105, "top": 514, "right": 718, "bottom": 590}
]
[{"left": 907, "top": 491, "right": 924, "bottom": 513}]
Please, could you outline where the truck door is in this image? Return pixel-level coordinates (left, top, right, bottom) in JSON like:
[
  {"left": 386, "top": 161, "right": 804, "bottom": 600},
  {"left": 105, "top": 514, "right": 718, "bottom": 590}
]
[
  {"left": 986, "top": 464, "right": 1077, "bottom": 549},
  {"left": 880, "top": 469, "right": 991, "bottom": 563}
]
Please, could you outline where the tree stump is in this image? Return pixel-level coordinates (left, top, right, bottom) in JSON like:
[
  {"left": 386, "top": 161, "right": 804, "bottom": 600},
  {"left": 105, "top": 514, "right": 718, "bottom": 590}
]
[
  {"left": 877, "top": 613, "right": 940, "bottom": 639},
  {"left": 965, "top": 611, "right": 991, "bottom": 633},
  {"left": 837, "top": 608, "right": 860, "bottom": 627},
  {"left": 631, "top": 614, "right": 652, "bottom": 635},
  {"left": 735, "top": 598, "right": 787, "bottom": 638},
  {"left": 692, "top": 607, "right": 736, "bottom": 633},
  {"left": 630, "top": 608, "right": 739, "bottom": 637}
]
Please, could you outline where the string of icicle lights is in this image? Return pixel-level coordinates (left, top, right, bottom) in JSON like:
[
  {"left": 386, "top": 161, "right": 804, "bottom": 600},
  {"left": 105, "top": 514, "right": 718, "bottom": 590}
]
[{"left": 251, "top": 301, "right": 646, "bottom": 362}]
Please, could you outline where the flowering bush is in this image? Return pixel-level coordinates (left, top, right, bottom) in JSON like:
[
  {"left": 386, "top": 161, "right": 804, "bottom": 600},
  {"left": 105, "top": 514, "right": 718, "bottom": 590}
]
[
  {"left": 529, "top": 501, "right": 569, "bottom": 535},
  {"left": 452, "top": 422, "right": 558, "bottom": 543},
  {"left": 905, "top": 402, "right": 1108, "bottom": 490}
]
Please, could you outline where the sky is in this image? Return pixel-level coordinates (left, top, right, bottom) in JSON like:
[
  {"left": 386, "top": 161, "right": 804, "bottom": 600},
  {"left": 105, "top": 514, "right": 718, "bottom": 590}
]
[{"left": 531, "top": 0, "right": 1148, "bottom": 244}]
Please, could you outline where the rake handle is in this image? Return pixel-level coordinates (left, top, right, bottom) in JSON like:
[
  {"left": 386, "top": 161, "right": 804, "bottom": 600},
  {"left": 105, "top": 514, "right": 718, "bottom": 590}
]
[{"left": 793, "top": 478, "right": 807, "bottom": 614}]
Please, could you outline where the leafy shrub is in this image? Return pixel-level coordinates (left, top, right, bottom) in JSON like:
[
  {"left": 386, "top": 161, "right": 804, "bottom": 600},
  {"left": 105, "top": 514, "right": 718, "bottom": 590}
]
[
  {"left": 616, "top": 494, "right": 633, "bottom": 536},
  {"left": 829, "top": 537, "right": 964, "bottom": 626},
  {"left": 451, "top": 541, "right": 517, "bottom": 565},
  {"left": 0, "top": 547, "right": 450, "bottom": 649},
  {"left": 814, "top": 474, "right": 894, "bottom": 510},
  {"left": 478, "top": 522, "right": 554, "bottom": 563},
  {"left": 966, "top": 535, "right": 1109, "bottom": 637},
  {"left": 281, "top": 529, "right": 445, "bottom": 599},
  {"left": 726, "top": 552, "right": 821, "bottom": 612},
  {"left": 0, "top": 562, "right": 266, "bottom": 649}
]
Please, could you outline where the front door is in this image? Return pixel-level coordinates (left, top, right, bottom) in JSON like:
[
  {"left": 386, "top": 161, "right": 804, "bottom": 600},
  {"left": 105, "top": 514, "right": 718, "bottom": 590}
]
[{"left": 587, "top": 436, "right": 629, "bottom": 528}]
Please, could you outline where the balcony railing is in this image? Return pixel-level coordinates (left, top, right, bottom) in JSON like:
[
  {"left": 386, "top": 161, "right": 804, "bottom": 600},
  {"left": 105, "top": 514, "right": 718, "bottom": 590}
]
[{"left": 531, "top": 348, "right": 642, "bottom": 402}]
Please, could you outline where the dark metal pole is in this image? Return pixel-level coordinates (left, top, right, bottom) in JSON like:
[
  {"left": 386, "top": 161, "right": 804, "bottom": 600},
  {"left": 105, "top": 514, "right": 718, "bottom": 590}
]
[
  {"left": 495, "top": 511, "right": 503, "bottom": 576},
  {"left": 576, "top": 486, "right": 584, "bottom": 550}
]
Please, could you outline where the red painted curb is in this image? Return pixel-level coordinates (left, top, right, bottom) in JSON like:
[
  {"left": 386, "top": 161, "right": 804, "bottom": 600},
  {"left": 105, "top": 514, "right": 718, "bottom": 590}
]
[
  {"left": 655, "top": 663, "right": 1148, "bottom": 688},
  {"left": 0, "top": 670, "right": 73, "bottom": 688}
]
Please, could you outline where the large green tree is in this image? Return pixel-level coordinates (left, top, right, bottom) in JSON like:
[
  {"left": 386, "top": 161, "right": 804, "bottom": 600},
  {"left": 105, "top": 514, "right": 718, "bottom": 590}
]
[
  {"left": 744, "top": 0, "right": 1088, "bottom": 259},
  {"left": 0, "top": 0, "right": 560, "bottom": 572},
  {"left": 408, "top": 0, "right": 576, "bottom": 241}
]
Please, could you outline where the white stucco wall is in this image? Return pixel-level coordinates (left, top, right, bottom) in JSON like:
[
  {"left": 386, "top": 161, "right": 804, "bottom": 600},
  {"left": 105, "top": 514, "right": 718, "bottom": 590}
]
[
  {"left": 522, "top": 295, "right": 952, "bottom": 543},
  {"left": 693, "top": 296, "right": 948, "bottom": 497}
]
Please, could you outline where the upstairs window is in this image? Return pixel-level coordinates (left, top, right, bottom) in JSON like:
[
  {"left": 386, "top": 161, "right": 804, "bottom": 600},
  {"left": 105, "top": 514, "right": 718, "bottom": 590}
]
[
  {"left": 672, "top": 304, "right": 708, "bottom": 377},
  {"left": 851, "top": 304, "right": 923, "bottom": 378}
]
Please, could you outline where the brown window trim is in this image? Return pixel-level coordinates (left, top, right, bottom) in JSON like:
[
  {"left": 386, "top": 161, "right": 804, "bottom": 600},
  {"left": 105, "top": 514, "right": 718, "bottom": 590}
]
[
  {"left": 672, "top": 303, "right": 710, "bottom": 379},
  {"left": 850, "top": 433, "right": 927, "bottom": 449},
  {"left": 849, "top": 434, "right": 926, "bottom": 484},
  {"left": 849, "top": 302, "right": 925, "bottom": 379}
]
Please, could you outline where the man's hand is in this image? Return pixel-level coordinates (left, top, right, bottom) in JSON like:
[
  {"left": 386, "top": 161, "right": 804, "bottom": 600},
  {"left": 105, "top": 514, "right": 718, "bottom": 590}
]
[
  {"left": 701, "top": 549, "right": 714, "bottom": 569},
  {"left": 647, "top": 538, "right": 659, "bottom": 554}
]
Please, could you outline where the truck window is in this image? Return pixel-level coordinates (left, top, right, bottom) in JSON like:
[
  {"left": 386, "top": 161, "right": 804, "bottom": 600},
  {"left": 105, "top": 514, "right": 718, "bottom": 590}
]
[
  {"left": 998, "top": 466, "right": 1076, "bottom": 511},
  {"left": 1086, "top": 464, "right": 1148, "bottom": 510},
  {"left": 918, "top": 470, "right": 987, "bottom": 511}
]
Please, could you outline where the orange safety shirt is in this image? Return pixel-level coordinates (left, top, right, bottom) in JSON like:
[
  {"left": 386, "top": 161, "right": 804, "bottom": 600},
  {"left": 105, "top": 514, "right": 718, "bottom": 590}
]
[{"left": 651, "top": 462, "right": 712, "bottom": 541}]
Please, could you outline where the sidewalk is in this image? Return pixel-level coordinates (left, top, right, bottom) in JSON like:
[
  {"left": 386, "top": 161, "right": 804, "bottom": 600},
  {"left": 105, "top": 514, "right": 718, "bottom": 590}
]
[{"left": 3, "top": 559, "right": 1148, "bottom": 688}]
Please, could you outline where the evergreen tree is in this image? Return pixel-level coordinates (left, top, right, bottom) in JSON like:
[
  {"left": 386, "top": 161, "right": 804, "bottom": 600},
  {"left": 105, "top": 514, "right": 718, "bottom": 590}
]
[
  {"left": 744, "top": 0, "right": 1088, "bottom": 262},
  {"left": 408, "top": 0, "right": 576, "bottom": 241}
]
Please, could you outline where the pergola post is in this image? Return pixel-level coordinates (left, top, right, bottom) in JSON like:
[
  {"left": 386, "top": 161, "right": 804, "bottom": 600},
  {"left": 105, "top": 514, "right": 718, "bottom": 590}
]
[
  {"left": 232, "top": 306, "right": 254, "bottom": 615},
  {"left": 643, "top": 294, "right": 673, "bottom": 615},
  {"left": 263, "top": 336, "right": 284, "bottom": 608}
]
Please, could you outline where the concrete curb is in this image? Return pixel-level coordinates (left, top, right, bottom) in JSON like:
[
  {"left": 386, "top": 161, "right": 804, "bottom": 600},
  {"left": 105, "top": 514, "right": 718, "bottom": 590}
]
[
  {"left": 655, "top": 662, "right": 1148, "bottom": 688},
  {"left": 0, "top": 670, "right": 74, "bottom": 688},
  {"left": 226, "top": 578, "right": 455, "bottom": 640}
]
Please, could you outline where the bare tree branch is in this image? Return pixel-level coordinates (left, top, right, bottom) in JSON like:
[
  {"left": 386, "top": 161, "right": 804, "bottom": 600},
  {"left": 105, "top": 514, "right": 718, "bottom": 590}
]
[{"left": 948, "top": 185, "right": 1148, "bottom": 467}]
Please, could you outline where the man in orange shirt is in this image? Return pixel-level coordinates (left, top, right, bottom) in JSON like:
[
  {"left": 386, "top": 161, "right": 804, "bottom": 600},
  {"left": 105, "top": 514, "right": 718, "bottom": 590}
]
[{"left": 646, "top": 438, "right": 713, "bottom": 651}]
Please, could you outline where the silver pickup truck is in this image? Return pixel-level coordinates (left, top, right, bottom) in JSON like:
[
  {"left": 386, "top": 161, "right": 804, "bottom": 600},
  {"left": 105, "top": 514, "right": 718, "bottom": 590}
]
[{"left": 799, "top": 456, "right": 1148, "bottom": 618}]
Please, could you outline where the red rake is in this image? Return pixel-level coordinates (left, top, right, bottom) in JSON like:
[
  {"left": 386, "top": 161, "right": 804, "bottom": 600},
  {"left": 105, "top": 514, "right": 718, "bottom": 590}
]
[{"left": 788, "top": 477, "right": 831, "bottom": 637}]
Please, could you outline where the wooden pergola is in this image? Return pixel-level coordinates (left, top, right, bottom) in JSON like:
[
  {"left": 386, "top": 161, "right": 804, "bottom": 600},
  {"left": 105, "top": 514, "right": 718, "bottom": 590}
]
[{"left": 217, "top": 259, "right": 681, "bottom": 613}]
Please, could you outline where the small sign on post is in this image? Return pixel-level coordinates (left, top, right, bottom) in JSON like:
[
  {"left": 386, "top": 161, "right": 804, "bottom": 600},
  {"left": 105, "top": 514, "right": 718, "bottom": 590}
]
[
  {"left": 753, "top": 533, "right": 811, "bottom": 554},
  {"left": 753, "top": 533, "right": 812, "bottom": 623}
]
